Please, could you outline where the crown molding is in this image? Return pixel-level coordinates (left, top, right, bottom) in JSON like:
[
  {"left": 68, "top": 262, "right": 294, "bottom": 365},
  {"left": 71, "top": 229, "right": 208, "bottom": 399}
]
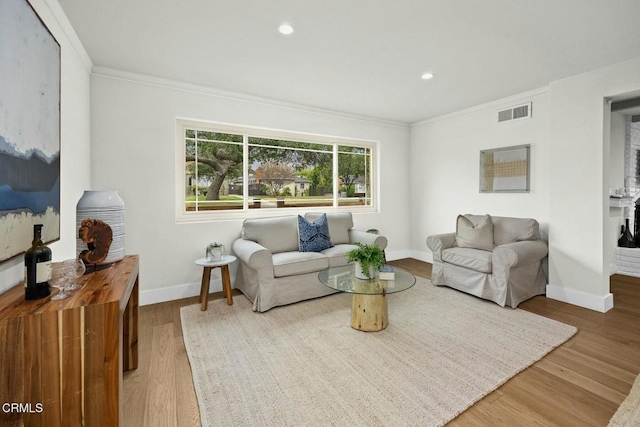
[
  {"left": 40, "top": 0, "right": 93, "bottom": 71},
  {"left": 411, "top": 86, "right": 550, "bottom": 128},
  {"left": 91, "top": 66, "right": 410, "bottom": 129}
]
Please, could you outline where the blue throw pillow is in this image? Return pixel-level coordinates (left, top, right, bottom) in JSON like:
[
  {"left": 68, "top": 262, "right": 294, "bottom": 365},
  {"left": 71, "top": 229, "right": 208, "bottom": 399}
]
[{"left": 298, "top": 214, "right": 333, "bottom": 252}]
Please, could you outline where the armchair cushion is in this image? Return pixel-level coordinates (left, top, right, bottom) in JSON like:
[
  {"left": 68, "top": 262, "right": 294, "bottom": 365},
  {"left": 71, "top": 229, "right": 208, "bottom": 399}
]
[
  {"left": 297, "top": 214, "right": 333, "bottom": 252},
  {"left": 466, "top": 214, "right": 539, "bottom": 245},
  {"left": 442, "top": 248, "right": 493, "bottom": 274},
  {"left": 455, "top": 214, "right": 494, "bottom": 251}
]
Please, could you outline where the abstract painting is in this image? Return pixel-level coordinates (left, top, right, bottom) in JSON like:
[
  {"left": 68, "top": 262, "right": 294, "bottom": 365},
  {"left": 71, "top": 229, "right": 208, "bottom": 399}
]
[
  {"left": 0, "top": 0, "right": 60, "bottom": 263},
  {"left": 480, "top": 144, "right": 530, "bottom": 193}
]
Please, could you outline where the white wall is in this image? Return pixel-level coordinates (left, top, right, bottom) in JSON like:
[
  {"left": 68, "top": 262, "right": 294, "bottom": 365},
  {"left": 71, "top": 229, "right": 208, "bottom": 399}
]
[
  {"left": 89, "top": 69, "right": 411, "bottom": 305},
  {"left": 411, "top": 56, "right": 640, "bottom": 313},
  {"left": 0, "top": 0, "right": 91, "bottom": 293},
  {"left": 547, "top": 57, "right": 640, "bottom": 312},
  {"left": 409, "top": 88, "right": 550, "bottom": 261}
]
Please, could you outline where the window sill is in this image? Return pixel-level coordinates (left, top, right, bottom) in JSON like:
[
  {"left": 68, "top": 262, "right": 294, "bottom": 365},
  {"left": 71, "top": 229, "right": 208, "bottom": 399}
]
[{"left": 175, "top": 205, "right": 378, "bottom": 224}]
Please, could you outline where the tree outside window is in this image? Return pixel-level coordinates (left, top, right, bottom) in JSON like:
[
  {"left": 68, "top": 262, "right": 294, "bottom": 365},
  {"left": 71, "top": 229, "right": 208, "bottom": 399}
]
[{"left": 181, "top": 122, "right": 374, "bottom": 214}]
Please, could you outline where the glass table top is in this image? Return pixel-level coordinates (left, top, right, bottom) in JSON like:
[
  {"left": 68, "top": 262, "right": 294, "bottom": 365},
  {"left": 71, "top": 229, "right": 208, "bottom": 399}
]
[{"left": 318, "top": 264, "right": 416, "bottom": 295}]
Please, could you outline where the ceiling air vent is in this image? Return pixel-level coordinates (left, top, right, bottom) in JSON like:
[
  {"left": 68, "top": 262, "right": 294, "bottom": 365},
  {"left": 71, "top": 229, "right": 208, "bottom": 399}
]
[{"left": 497, "top": 102, "right": 532, "bottom": 123}]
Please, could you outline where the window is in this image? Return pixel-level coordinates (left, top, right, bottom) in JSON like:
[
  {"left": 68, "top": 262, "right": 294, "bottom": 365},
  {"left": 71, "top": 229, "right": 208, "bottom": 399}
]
[
  {"left": 176, "top": 120, "right": 376, "bottom": 221},
  {"left": 185, "top": 129, "right": 243, "bottom": 211},
  {"left": 247, "top": 137, "right": 334, "bottom": 209}
]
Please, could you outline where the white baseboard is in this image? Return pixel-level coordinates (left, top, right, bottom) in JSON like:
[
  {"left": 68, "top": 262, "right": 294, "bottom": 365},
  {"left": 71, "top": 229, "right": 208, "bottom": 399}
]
[
  {"left": 140, "top": 279, "right": 227, "bottom": 306},
  {"left": 546, "top": 284, "right": 614, "bottom": 313},
  {"left": 139, "top": 248, "right": 426, "bottom": 306},
  {"left": 410, "top": 250, "right": 432, "bottom": 263},
  {"left": 385, "top": 249, "right": 412, "bottom": 261}
]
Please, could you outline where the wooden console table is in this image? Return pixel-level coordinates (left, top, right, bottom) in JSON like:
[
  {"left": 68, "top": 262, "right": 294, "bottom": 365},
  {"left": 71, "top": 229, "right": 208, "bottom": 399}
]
[{"left": 0, "top": 255, "right": 139, "bottom": 427}]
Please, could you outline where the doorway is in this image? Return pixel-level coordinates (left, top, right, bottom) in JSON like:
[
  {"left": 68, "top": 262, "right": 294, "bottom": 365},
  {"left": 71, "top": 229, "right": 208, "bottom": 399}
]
[{"left": 608, "top": 97, "right": 640, "bottom": 277}]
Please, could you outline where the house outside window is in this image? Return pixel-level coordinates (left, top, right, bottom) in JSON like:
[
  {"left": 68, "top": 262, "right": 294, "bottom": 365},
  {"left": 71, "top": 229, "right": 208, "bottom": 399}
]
[{"left": 176, "top": 119, "right": 376, "bottom": 222}]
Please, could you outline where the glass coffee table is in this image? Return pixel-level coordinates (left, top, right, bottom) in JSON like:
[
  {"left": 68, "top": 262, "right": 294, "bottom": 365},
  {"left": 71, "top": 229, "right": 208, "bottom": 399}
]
[{"left": 318, "top": 264, "right": 416, "bottom": 332}]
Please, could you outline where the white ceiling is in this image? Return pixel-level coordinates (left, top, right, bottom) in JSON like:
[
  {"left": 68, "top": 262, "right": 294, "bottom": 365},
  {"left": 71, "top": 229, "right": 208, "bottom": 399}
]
[{"left": 57, "top": 0, "right": 640, "bottom": 124}]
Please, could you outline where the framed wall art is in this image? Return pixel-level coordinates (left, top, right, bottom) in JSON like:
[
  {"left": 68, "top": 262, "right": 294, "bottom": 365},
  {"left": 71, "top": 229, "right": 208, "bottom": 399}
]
[
  {"left": 480, "top": 144, "right": 530, "bottom": 193},
  {"left": 0, "top": 0, "right": 61, "bottom": 263}
]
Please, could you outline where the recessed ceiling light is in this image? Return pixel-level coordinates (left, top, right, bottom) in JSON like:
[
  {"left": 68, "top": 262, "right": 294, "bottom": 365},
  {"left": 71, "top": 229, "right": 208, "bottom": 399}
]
[
  {"left": 278, "top": 24, "right": 294, "bottom": 35},
  {"left": 421, "top": 72, "right": 434, "bottom": 80}
]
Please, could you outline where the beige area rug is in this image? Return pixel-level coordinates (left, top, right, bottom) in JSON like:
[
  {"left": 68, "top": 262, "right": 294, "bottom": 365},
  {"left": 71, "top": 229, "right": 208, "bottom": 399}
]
[
  {"left": 181, "top": 278, "right": 577, "bottom": 426},
  {"left": 609, "top": 373, "right": 640, "bottom": 426}
]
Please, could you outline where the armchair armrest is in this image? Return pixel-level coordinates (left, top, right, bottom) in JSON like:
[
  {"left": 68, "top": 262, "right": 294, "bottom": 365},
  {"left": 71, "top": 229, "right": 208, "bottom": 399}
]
[
  {"left": 232, "top": 238, "right": 273, "bottom": 270},
  {"left": 493, "top": 240, "right": 548, "bottom": 269},
  {"left": 348, "top": 229, "right": 388, "bottom": 250},
  {"left": 426, "top": 233, "right": 456, "bottom": 257}
]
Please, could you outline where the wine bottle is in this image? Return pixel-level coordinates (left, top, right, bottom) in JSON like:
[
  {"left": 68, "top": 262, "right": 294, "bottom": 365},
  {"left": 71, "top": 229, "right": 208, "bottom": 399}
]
[{"left": 24, "top": 224, "right": 52, "bottom": 300}]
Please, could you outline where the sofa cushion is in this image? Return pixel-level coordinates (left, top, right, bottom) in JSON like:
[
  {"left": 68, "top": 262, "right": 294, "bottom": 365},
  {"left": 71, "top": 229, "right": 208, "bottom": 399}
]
[
  {"left": 242, "top": 216, "right": 299, "bottom": 254},
  {"left": 298, "top": 214, "right": 333, "bottom": 252},
  {"left": 455, "top": 214, "right": 494, "bottom": 251},
  {"left": 272, "top": 252, "right": 329, "bottom": 278},
  {"left": 442, "top": 248, "right": 493, "bottom": 274},
  {"left": 466, "top": 215, "right": 540, "bottom": 245},
  {"left": 320, "top": 244, "right": 358, "bottom": 267},
  {"left": 305, "top": 212, "right": 352, "bottom": 245}
]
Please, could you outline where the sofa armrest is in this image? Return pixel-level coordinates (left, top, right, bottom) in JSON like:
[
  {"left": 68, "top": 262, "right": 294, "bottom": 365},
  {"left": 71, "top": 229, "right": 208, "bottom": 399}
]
[
  {"left": 493, "top": 239, "right": 548, "bottom": 269},
  {"left": 232, "top": 238, "right": 274, "bottom": 270},
  {"left": 426, "top": 233, "right": 456, "bottom": 257},
  {"left": 348, "top": 229, "right": 388, "bottom": 250}
]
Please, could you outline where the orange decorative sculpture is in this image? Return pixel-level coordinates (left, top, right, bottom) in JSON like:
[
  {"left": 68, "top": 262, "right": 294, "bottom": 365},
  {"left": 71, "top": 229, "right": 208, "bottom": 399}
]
[{"left": 78, "top": 218, "right": 113, "bottom": 265}]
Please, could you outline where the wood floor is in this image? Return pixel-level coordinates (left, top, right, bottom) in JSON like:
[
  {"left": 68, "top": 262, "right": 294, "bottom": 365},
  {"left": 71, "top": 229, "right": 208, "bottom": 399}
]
[{"left": 123, "top": 259, "right": 640, "bottom": 426}]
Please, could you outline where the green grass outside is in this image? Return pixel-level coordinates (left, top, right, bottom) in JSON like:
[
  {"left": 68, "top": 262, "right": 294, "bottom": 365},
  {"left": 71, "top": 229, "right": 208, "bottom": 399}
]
[
  {"left": 185, "top": 195, "right": 370, "bottom": 210},
  {"left": 186, "top": 195, "right": 242, "bottom": 202}
]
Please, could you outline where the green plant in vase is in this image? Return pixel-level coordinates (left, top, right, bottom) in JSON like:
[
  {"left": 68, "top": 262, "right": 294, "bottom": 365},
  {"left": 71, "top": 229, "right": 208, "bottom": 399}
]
[
  {"left": 206, "top": 242, "right": 225, "bottom": 261},
  {"left": 346, "top": 243, "right": 385, "bottom": 280}
]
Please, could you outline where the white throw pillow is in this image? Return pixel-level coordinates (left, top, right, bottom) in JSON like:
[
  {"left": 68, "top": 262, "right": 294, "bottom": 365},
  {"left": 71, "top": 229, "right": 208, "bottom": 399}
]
[{"left": 455, "top": 214, "right": 495, "bottom": 251}]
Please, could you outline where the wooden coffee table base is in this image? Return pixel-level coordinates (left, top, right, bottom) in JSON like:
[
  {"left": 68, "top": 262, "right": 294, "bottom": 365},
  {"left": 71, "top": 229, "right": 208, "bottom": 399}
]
[{"left": 351, "top": 293, "right": 388, "bottom": 332}]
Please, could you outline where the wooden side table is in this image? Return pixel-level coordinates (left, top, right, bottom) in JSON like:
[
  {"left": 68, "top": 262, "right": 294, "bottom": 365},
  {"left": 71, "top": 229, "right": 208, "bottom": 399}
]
[
  {"left": 196, "top": 255, "right": 236, "bottom": 311},
  {"left": 0, "top": 255, "right": 139, "bottom": 427}
]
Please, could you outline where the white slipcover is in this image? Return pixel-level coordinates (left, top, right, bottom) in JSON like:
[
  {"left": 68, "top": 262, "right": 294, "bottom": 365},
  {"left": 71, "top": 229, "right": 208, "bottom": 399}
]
[
  {"left": 427, "top": 215, "right": 548, "bottom": 308},
  {"left": 233, "top": 212, "right": 387, "bottom": 312}
]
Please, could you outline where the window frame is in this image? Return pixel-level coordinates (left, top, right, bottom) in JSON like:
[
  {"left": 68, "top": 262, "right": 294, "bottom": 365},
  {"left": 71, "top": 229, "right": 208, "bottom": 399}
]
[{"left": 175, "top": 118, "right": 378, "bottom": 223}]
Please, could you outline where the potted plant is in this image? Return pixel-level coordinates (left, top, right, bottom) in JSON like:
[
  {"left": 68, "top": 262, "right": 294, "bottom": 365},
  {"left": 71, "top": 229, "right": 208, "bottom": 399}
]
[
  {"left": 206, "top": 242, "right": 225, "bottom": 261},
  {"left": 346, "top": 243, "right": 385, "bottom": 280}
]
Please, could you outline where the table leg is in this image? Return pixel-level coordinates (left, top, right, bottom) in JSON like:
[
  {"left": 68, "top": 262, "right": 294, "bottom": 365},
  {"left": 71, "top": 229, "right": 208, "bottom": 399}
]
[
  {"left": 351, "top": 294, "right": 388, "bottom": 332},
  {"left": 221, "top": 265, "right": 233, "bottom": 306},
  {"left": 123, "top": 276, "right": 139, "bottom": 370},
  {"left": 200, "top": 267, "right": 212, "bottom": 311}
]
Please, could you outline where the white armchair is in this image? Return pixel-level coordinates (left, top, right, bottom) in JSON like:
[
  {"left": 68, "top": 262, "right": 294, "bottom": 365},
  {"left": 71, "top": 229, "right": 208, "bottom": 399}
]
[{"left": 426, "top": 215, "right": 548, "bottom": 308}]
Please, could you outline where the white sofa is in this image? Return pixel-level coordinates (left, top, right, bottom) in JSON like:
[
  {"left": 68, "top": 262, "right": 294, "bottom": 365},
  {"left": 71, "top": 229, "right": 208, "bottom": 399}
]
[
  {"left": 426, "top": 214, "right": 548, "bottom": 308},
  {"left": 232, "top": 212, "right": 388, "bottom": 312}
]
